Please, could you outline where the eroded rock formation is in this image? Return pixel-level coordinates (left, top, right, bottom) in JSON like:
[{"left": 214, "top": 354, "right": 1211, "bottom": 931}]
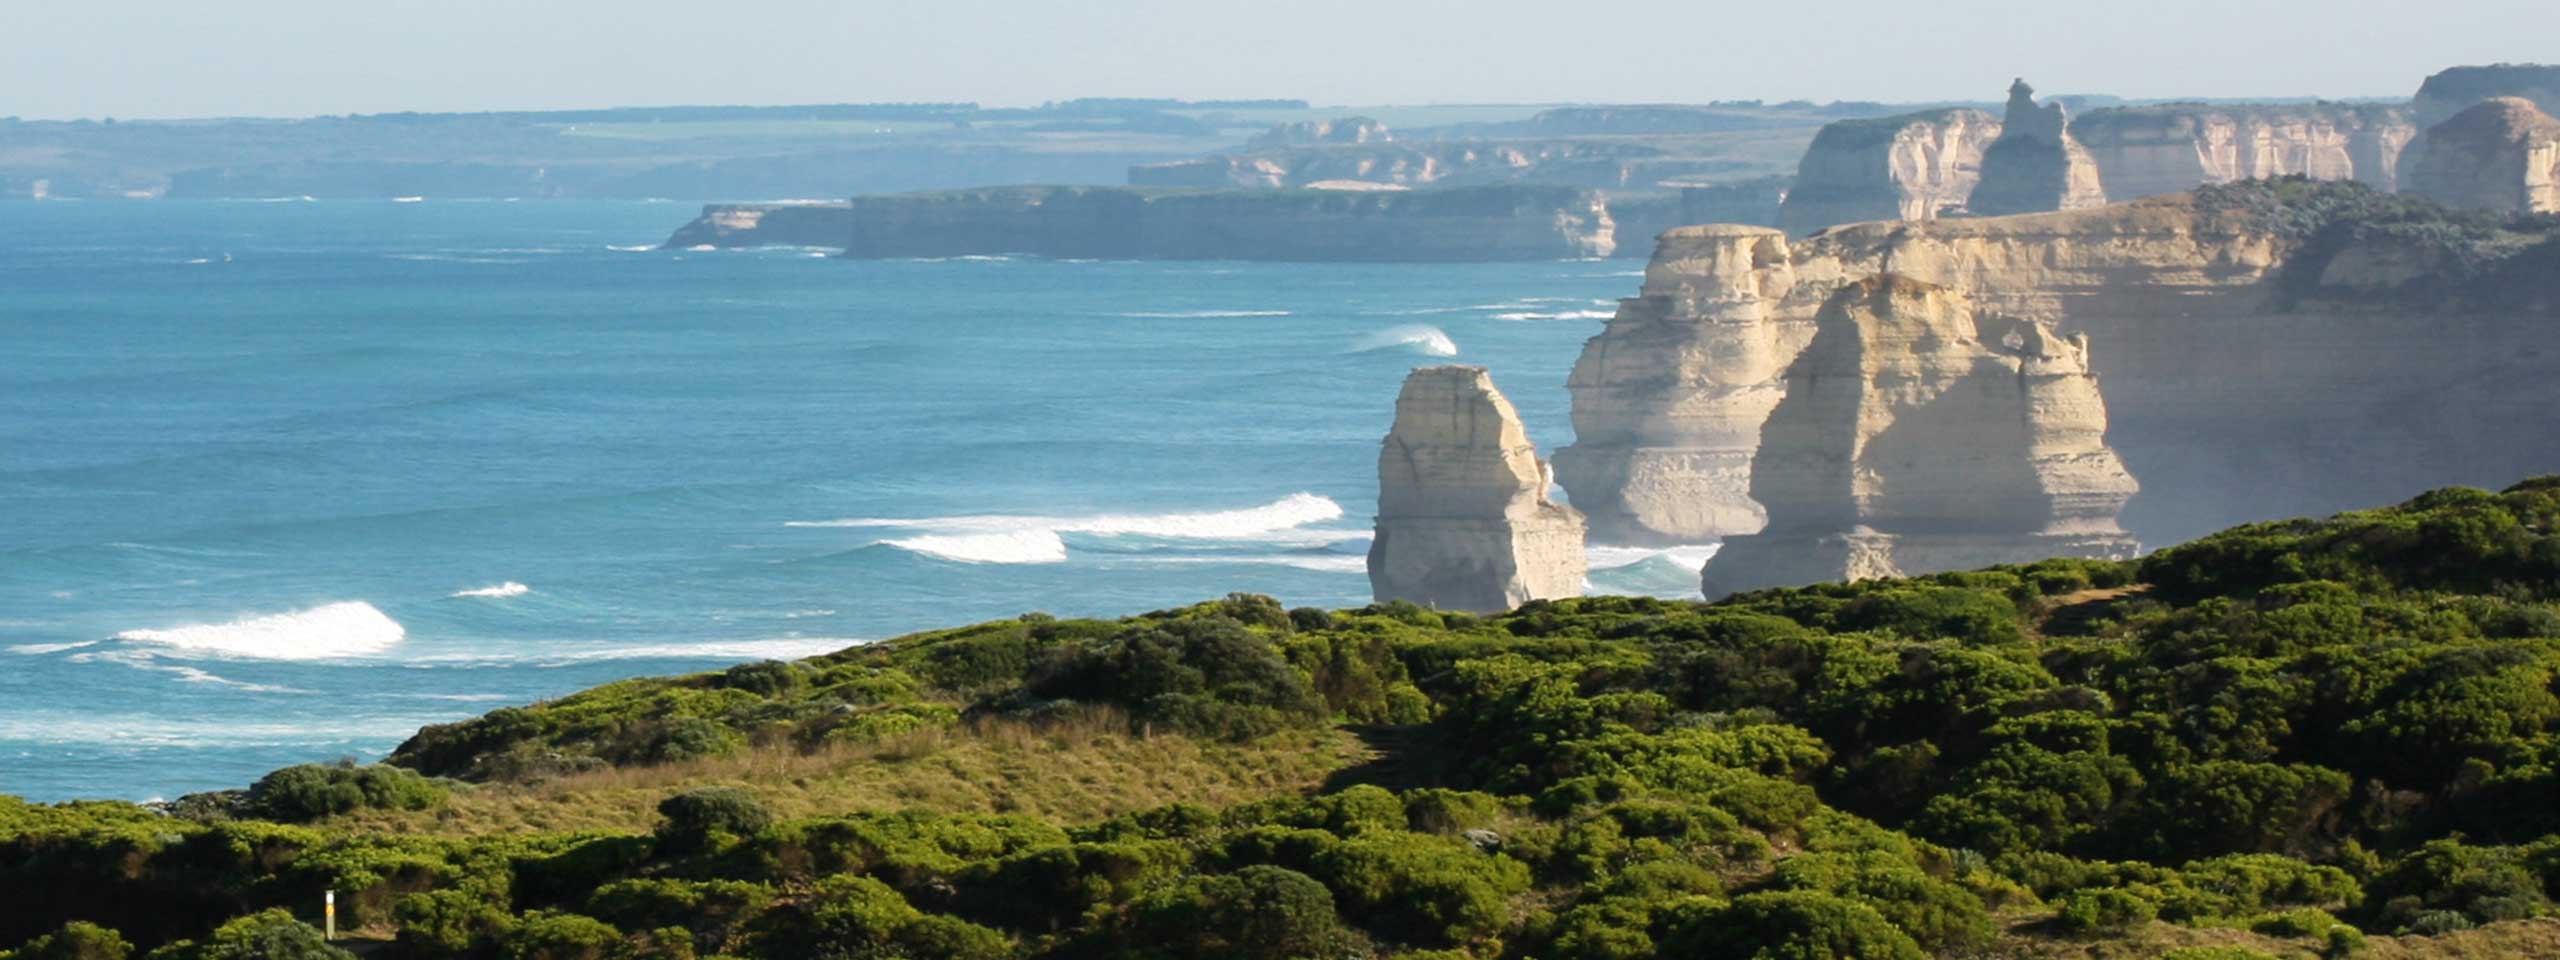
[
  {"left": 2414, "top": 64, "right": 2560, "bottom": 128},
  {"left": 1557, "top": 186, "right": 2560, "bottom": 549},
  {"left": 1969, "top": 79, "right": 2109, "bottom": 216},
  {"left": 2071, "top": 104, "right": 2413, "bottom": 199},
  {"left": 2404, "top": 98, "right": 2560, "bottom": 215},
  {"left": 1776, "top": 108, "right": 2000, "bottom": 236},
  {"left": 1701, "top": 275, "right": 2138, "bottom": 596},
  {"left": 1369, "top": 366, "right": 1586, "bottom": 612},
  {"left": 661, "top": 202, "right": 852, "bottom": 249}
]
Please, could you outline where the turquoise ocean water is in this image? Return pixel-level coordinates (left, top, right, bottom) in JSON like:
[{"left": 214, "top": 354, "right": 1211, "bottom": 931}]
[{"left": 0, "top": 200, "right": 1712, "bottom": 801}]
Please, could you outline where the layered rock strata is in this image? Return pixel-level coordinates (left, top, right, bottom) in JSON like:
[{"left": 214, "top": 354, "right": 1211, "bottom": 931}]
[
  {"left": 2403, "top": 98, "right": 2560, "bottom": 215},
  {"left": 1556, "top": 190, "right": 2560, "bottom": 548},
  {"left": 1776, "top": 108, "right": 2000, "bottom": 235},
  {"left": 1368, "top": 366, "right": 1587, "bottom": 612},
  {"left": 1969, "top": 80, "right": 2109, "bottom": 216},
  {"left": 2413, "top": 64, "right": 2560, "bottom": 129},
  {"left": 2071, "top": 104, "right": 2414, "bottom": 199},
  {"left": 1700, "top": 275, "right": 2138, "bottom": 596}
]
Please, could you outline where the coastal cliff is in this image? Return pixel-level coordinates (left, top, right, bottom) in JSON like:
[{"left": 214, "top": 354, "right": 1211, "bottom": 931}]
[
  {"left": 1367, "top": 366, "right": 1584, "bottom": 612},
  {"left": 660, "top": 202, "right": 852, "bottom": 248},
  {"left": 2403, "top": 97, "right": 2560, "bottom": 215},
  {"left": 1969, "top": 79, "right": 2109, "bottom": 217},
  {"left": 1701, "top": 275, "right": 2138, "bottom": 596},
  {"left": 1775, "top": 108, "right": 2000, "bottom": 236},
  {"left": 2071, "top": 103, "right": 2414, "bottom": 199},
  {"left": 1556, "top": 179, "right": 2560, "bottom": 548},
  {"left": 663, "top": 184, "right": 1681, "bottom": 260},
  {"left": 1129, "top": 139, "right": 1732, "bottom": 191},
  {"left": 2414, "top": 63, "right": 2560, "bottom": 128}
]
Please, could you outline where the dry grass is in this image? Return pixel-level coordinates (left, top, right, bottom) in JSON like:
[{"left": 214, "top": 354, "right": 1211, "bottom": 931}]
[
  {"left": 1985, "top": 916, "right": 2560, "bottom": 959},
  {"left": 335, "top": 709, "right": 1375, "bottom": 837}
]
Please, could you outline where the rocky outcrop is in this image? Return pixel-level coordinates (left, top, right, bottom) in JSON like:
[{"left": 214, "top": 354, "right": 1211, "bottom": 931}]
[
  {"left": 2413, "top": 64, "right": 2560, "bottom": 129},
  {"left": 1556, "top": 185, "right": 2560, "bottom": 549},
  {"left": 1776, "top": 109, "right": 2000, "bottom": 235},
  {"left": 2071, "top": 104, "right": 2414, "bottom": 198},
  {"left": 1368, "top": 366, "right": 1586, "bottom": 612},
  {"left": 663, "top": 184, "right": 1672, "bottom": 260},
  {"left": 1970, "top": 80, "right": 2108, "bottom": 216},
  {"left": 1130, "top": 139, "right": 1765, "bottom": 192},
  {"left": 1700, "top": 275, "right": 2138, "bottom": 596},
  {"left": 1248, "top": 117, "right": 1391, "bottom": 149},
  {"left": 662, "top": 202, "right": 852, "bottom": 248},
  {"left": 2403, "top": 98, "right": 2560, "bottom": 215}
]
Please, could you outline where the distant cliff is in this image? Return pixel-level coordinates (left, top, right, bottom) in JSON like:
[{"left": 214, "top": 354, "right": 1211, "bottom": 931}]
[
  {"left": 2072, "top": 102, "right": 2414, "bottom": 200},
  {"left": 1775, "top": 108, "right": 1999, "bottom": 235},
  {"left": 1556, "top": 179, "right": 2560, "bottom": 548},
  {"left": 2414, "top": 63, "right": 2560, "bottom": 127},
  {"left": 664, "top": 184, "right": 1682, "bottom": 260},
  {"left": 2403, "top": 97, "right": 2560, "bottom": 215},
  {"left": 1128, "top": 139, "right": 1742, "bottom": 191}
]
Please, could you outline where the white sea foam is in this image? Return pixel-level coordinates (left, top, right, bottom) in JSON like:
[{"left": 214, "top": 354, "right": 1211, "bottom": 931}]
[
  {"left": 392, "top": 196, "right": 425, "bottom": 203},
  {"left": 606, "top": 244, "right": 657, "bottom": 252},
  {"left": 1586, "top": 544, "right": 1722, "bottom": 573},
  {"left": 1112, "top": 310, "right": 1292, "bottom": 318},
  {"left": 883, "top": 530, "right": 1070, "bottom": 564},
  {"left": 110, "top": 601, "right": 405, "bottom": 660},
  {"left": 687, "top": 244, "right": 718, "bottom": 252},
  {"left": 7, "top": 641, "right": 100, "bottom": 656},
  {"left": 1350, "top": 324, "right": 1458, "bottom": 357},
  {"left": 415, "top": 637, "right": 861, "bottom": 666},
  {"left": 183, "top": 257, "right": 213, "bottom": 265},
  {"left": 450, "top": 581, "right": 530, "bottom": 599},
  {"left": 1492, "top": 309, "right": 1616, "bottom": 321},
  {"left": 791, "top": 493, "right": 1351, "bottom": 565}
]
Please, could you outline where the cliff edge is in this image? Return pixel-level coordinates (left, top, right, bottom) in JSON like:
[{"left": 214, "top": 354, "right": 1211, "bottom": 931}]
[{"left": 2403, "top": 97, "right": 2560, "bottom": 215}]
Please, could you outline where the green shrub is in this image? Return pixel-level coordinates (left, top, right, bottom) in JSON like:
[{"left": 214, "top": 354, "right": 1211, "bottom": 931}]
[
  {"left": 655, "top": 788, "right": 772, "bottom": 855},
  {"left": 499, "top": 911, "right": 624, "bottom": 960},
  {"left": 1658, "top": 890, "right": 1926, "bottom": 960},
  {"left": 1129, "top": 865, "right": 1351, "bottom": 960},
  {"left": 2055, "top": 888, "right": 2157, "bottom": 934},
  {"left": 144, "top": 910, "right": 352, "bottom": 960},
  {"left": 243, "top": 763, "right": 446, "bottom": 822},
  {"left": 392, "top": 890, "right": 512, "bottom": 957},
  {"left": 5, "top": 922, "right": 131, "bottom": 960}
]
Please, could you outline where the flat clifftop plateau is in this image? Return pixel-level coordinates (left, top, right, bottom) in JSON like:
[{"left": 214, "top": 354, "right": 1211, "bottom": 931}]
[
  {"left": 1776, "top": 108, "right": 2000, "bottom": 236},
  {"left": 2404, "top": 97, "right": 2560, "bottom": 215},
  {"left": 661, "top": 202, "right": 852, "bottom": 248},
  {"left": 1367, "top": 365, "right": 1584, "bottom": 612},
  {"left": 1556, "top": 179, "right": 2560, "bottom": 548},
  {"left": 664, "top": 183, "right": 1682, "bottom": 261}
]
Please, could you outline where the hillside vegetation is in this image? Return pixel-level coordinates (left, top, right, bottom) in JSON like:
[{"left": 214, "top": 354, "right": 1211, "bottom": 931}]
[{"left": 7, "top": 479, "right": 2560, "bottom": 959}]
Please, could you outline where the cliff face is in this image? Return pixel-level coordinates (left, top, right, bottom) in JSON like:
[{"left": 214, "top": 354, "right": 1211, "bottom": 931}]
[
  {"left": 1969, "top": 80, "right": 2109, "bottom": 217},
  {"left": 1131, "top": 140, "right": 1754, "bottom": 192},
  {"left": 2414, "top": 64, "right": 2560, "bottom": 128},
  {"left": 1557, "top": 187, "right": 2560, "bottom": 549},
  {"left": 2071, "top": 104, "right": 2415, "bottom": 199},
  {"left": 1702, "top": 276, "right": 2137, "bottom": 596},
  {"left": 661, "top": 202, "right": 852, "bottom": 248},
  {"left": 1776, "top": 109, "right": 2000, "bottom": 236},
  {"left": 663, "top": 184, "right": 1663, "bottom": 260},
  {"left": 1368, "top": 366, "right": 1586, "bottom": 612},
  {"left": 2404, "top": 98, "right": 2560, "bottom": 215}
]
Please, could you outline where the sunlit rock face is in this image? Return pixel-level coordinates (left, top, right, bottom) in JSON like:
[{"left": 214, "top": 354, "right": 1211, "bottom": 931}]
[
  {"left": 1776, "top": 108, "right": 2001, "bottom": 236},
  {"left": 1969, "top": 79, "right": 2109, "bottom": 217},
  {"left": 2071, "top": 104, "right": 2415, "bottom": 198},
  {"left": 1368, "top": 366, "right": 1586, "bottom": 613},
  {"left": 1701, "top": 275, "right": 2138, "bottom": 597},
  {"left": 2404, "top": 98, "right": 2560, "bottom": 215}
]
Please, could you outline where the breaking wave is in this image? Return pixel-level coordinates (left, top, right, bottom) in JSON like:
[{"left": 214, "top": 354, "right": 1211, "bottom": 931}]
[
  {"left": 790, "top": 493, "right": 1350, "bottom": 565},
  {"left": 1350, "top": 324, "right": 1458, "bottom": 357},
  {"left": 1493, "top": 309, "right": 1616, "bottom": 321},
  {"left": 108, "top": 601, "right": 405, "bottom": 660},
  {"left": 450, "top": 581, "right": 531, "bottom": 599},
  {"left": 1586, "top": 544, "right": 1722, "bottom": 573},
  {"left": 882, "top": 530, "right": 1070, "bottom": 565}
]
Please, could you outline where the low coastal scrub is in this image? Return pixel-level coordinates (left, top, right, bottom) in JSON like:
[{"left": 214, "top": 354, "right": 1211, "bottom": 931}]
[{"left": 6, "top": 479, "right": 2560, "bottom": 957}]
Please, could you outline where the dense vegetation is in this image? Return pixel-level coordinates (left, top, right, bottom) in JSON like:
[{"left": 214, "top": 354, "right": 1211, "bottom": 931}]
[
  {"left": 2193, "top": 176, "right": 2560, "bottom": 309},
  {"left": 8, "top": 480, "right": 2560, "bottom": 958}
]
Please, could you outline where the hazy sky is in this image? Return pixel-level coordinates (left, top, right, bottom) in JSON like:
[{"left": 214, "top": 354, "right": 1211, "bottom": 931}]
[{"left": 3, "top": 0, "right": 2550, "bottom": 119}]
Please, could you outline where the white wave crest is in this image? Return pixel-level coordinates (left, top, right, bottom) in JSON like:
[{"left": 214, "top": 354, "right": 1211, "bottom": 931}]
[
  {"left": 791, "top": 493, "right": 1350, "bottom": 565},
  {"left": 8, "top": 641, "right": 101, "bottom": 656},
  {"left": 1350, "top": 324, "right": 1458, "bottom": 357},
  {"left": 1492, "top": 309, "right": 1616, "bottom": 321},
  {"left": 606, "top": 244, "right": 657, "bottom": 252},
  {"left": 882, "top": 530, "right": 1070, "bottom": 564},
  {"left": 451, "top": 581, "right": 530, "bottom": 599},
  {"left": 1586, "top": 544, "right": 1722, "bottom": 573},
  {"left": 415, "top": 637, "right": 861, "bottom": 666},
  {"left": 1113, "top": 310, "right": 1292, "bottom": 318},
  {"left": 110, "top": 601, "right": 405, "bottom": 660}
]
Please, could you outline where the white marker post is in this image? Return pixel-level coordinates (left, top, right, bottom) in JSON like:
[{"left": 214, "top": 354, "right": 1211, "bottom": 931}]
[{"left": 324, "top": 890, "right": 336, "bottom": 941}]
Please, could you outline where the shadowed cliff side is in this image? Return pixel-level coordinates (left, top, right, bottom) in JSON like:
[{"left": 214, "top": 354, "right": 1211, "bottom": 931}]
[
  {"left": 1969, "top": 79, "right": 2109, "bottom": 217},
  {"left": 1775, "top": 108, "right": 2000, "bottom": 236},
  {"left": 2403, "top": 97, "right": 2560, "bottom": 215}
]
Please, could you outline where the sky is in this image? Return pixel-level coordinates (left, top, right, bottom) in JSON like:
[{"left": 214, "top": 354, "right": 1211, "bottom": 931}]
[{"left": 1, "top": 0, "right": 2551, "bottom": 120}]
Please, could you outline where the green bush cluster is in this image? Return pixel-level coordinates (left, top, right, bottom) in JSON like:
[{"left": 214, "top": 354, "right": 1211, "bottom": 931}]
[{"left": 9, "top": 481, "right": 2560, "bottom": 957}]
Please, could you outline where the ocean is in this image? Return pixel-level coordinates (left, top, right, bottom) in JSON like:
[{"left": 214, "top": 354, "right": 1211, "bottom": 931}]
[{"left": 0, "top": 200, "right": 1714, "bottom": 802}]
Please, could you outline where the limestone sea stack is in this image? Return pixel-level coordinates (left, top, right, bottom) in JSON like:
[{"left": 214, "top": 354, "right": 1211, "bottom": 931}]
[
  {"left": 1776, "top": 108, "right": 2001, "bottom": 236},
  {"left": 1969, "top": 79, "right": 2108, "bottom": 216},
  {"left": 1701, "top": 276, "right": 2138, "bottom": 597},
  {"left": 2403, "top": 98, "right": 2560, "bottom": 215},
  {"left": 1368, "top": 366, "right": 1586, "bottom": 612}
]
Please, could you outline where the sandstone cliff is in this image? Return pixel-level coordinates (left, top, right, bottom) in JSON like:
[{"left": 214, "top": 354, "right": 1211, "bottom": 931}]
[
  {"left": 1556, "top": 181, "right": 2560, "bottom": 548},
  {"left": 2403, "top": 98, "right": 2560, "bottom": 215},
  {"left": 1368, "top": 366, "right": 1586, "bottom": 612},
  {"left": 2413, "top": 64, "right": 2560, "bottom": 128},
  {"left": 1969, "top": 80, "right": 2109, "bottom": 216},
  {"left": 1776, "top": 108, "right": 2000, "bottom": 236},
  {"left": 662, "top": 184, "right": 1670, "bottom": 260},
  {"left": 1128, "top": 139, "right": 1728, "bottom": 191},
  {"left": 1247, "top": 117, "right": 1392, "bottom": 149},
  {"left": 2071, "top": 103, "right": 2414, "bottom": 199},
  {"left": 1701, "top": 275, "right": 2138, "bottom": 596},
  {"left": 661, "top": 202, "right": 852, "bottom": 248}
]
